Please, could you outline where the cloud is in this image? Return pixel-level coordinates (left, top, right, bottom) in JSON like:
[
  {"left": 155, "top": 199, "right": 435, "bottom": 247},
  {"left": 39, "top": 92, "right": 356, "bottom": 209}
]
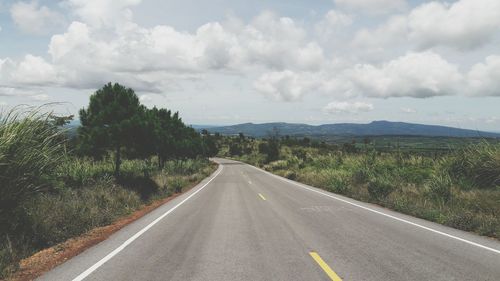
[
  {"left": 408, "top": 0, "right": 500, "bottom": 50},
  {"left": 10, "top": 1, "right": 64, "bottom": 34},
  {"left": 255, "top": 51, "right": 465, "bottom": 100},
  {"left": 323, "top": 101, "right": 374, "bottom": 114},
  {"left": 1, "top": 55, "right": 59, "bottom": 88},
  {"left": 64, "top": 0, "right": 141, "bottom": 28},
  {"left": 253, "top": 70, "right": 319, "bottom": 101},
  {"left": 352, "top": 15, "right": 407, "bottom": 49},
  {"left": 467, "top": 55, "right": 500, "bottom": 96},
  {"left": 3, "top": 1, "right": 500, "bottom": 105},
  {"left": 315, "top": 9, "right": 352, "bottom": 41},
  {"left": 358, "top": 0, "right": 500, "bottom": 51},
  {"left": 334, "top": 0, "right": 407, "bottom": 15},
  {"left": 345, "top": 51, "right": 463, "bottom": 98},
  {"left": 12, "top": 55, "right": 58, "bottom": 86},
  {"left": 1, "top": 10, "right": 325, "bottom": 94}
]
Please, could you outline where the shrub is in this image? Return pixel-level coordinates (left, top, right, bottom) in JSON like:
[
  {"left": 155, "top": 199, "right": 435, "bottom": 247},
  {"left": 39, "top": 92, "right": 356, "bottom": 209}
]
[
  {"left": 282, "top": 170, "right": 297, "bottom": 180},
  {"left": 169, "top": 176, "right": 187, "bottom": 193},
  {"left": 327, "top": 174, "right": 349, "bottom": 194},
  {"left": 367, "top": 177, "right": 396, "bottom": 200}
]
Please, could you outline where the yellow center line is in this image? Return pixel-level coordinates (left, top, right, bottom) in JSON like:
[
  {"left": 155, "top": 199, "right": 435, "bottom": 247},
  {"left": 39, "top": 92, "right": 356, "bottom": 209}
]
[
  {"left": 258, "top": 193, "right": 267, "bottom": 201},
  {"left": 309, "top": 252, "right": 342, "bottom": 281}
]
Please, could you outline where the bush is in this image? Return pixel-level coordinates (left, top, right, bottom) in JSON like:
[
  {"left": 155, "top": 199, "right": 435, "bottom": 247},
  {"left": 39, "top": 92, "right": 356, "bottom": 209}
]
[
  {"left": 282, "top": 170, "right": 297, "bottom": 180},
  {"left": 367, "top": 177, "right": 397, "bottom": 200},
  {"left": 327, "top": 174, "right": 349, "bottom": 194},
  {"left": 169, "top": 176, "right": 188, "bottom": 193}
]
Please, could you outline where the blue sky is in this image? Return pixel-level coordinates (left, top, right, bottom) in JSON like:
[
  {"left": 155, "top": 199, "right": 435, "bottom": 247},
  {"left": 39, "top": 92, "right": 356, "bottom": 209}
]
[{"left": 1, "top": 0, "right": 500, "bottom": 131}]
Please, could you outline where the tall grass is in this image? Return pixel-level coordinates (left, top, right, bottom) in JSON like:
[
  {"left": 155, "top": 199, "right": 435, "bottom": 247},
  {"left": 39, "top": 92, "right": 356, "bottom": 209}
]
[
  {"left": 448, "top": 142, "right": 500, "bottom": 189},
  {"left": 0, "top": 108, "right": 66, "bottom": 230}
]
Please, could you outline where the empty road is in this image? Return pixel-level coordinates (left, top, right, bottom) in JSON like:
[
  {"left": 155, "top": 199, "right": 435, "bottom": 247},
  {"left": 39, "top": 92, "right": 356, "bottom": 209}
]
[{"left": 39, "top": 158, "right": 500, "bottom": 281}]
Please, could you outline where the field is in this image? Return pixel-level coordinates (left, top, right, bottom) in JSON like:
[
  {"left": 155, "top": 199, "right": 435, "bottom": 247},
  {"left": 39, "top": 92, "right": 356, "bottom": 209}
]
[{"left": 221, "top": 135, "right": 500, "bottom": 239}]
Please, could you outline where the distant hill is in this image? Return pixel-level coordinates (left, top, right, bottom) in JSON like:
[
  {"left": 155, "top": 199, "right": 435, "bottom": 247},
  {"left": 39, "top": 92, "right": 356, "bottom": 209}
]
[{"left": 201, "top": 121, "right": 500, "bottom": 138}]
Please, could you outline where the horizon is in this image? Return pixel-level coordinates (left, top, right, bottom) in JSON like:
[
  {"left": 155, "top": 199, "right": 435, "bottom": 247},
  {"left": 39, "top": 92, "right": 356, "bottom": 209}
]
[
  {"left": 1, "top": 0, "right": 500, "bottom": 131},
  {"left": 187, "top": 120, "right": 500, "bottom": 134},
  {"left": 68, "top": 118, "right": 500, "bottom": 133}
]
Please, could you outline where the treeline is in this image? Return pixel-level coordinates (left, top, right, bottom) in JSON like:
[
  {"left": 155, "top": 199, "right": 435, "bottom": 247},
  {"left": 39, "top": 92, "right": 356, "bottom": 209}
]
[{"left": 76, "top": 83, "right": 218, "bottom": 176}]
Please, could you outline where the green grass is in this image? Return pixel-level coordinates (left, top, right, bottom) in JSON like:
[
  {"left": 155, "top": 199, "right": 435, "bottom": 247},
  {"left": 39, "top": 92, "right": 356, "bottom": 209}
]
[
  {"left": 0, "top": 157, "right": 214, "bottom": 278},
  {"left": 0, "top": 108, "right": 66, "bottom": 228}
]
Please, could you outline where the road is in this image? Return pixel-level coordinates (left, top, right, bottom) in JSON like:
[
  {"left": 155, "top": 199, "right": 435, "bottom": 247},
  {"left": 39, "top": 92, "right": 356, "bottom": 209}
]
[{"left": 39, "top": 158, "right": 500, "bottom": 281}]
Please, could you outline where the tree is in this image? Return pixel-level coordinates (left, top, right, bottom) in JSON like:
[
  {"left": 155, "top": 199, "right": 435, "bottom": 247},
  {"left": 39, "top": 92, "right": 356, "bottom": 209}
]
[
  {"left": 202, "top": 131, "right": 219, "bottom": 158},
  {"left": 79, "top": 83, "right": 141, "bottom": 177},
  {"left": 266, "top": 136, "right": 280, "bottom": 162},
  {"left": 265, "top": 127, "right": 281, "bottom": 162}
]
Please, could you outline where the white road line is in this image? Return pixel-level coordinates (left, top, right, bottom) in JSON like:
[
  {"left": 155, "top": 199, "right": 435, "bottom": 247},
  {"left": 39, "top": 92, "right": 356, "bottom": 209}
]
[
  {"left": 248, "top": 164, "right": 500, "bottom": 255},
  {"left": 71, "top": 165, "right": 224, "bottom": 281}
]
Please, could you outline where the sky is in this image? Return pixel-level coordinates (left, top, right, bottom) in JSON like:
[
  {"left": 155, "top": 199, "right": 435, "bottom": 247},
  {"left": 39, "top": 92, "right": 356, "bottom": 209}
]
[{"left": 0, "top": 0, "right": 500, "bottom": 131}]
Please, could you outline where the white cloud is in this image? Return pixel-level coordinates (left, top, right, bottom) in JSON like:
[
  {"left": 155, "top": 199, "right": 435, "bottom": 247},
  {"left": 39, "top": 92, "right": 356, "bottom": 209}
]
[
  {"left": 467, "top": 55, "right": 500, "bottom": 96},
  {"left": 1, "top": 9, "right": 326, "bottom": 95},
  {"left": 323, "top": 101, "right": 374, "bottom": 114},
  {"left": 408, "top": 0, "right": 500, "bottom": 50},
  {"left": 315, "top": 10, "right": 352, "bottom": 41},
  {"left": 10, "top": 1, "right": 64, "bottom": 34},
  {"left": 352, "top": 15, "right": 407, "bottom": 49},
  {"left": 34, "top": 11, "right": 324, "bottom": 91},
  {"left": 1, "top": 55, "right": 58, "bottom": 87},
  {"left": 253, "top": 70, "right": 319, "bottom": 101},
  {"left": 351, "top": 0, "right": 500, "bottom": 52},
  {"left": 334, "top": 0, "right": 407, "bottom": 15},
  {"left": 344, "top": 51, "right": 463, "bottom": 98},
  {"left": 12, "top": 55, "right": 58, "bottom": 85},
  {"left": 3, "top": 0, "right": 500, "bottom": 106},
  {"left": 254, "top": 51, "right": 465, "bottom": 100},
  {"left": 64, "top": 0, "right": 141, "bottom": 28}
]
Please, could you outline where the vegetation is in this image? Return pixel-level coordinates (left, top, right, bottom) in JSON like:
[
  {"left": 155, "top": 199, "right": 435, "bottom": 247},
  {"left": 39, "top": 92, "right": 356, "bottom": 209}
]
[
  {"left": 0, "top": 83, "right": 218, "bottom": 278},
  {"left": 220, "top": 134, "right": 500, "bottom": 239}
]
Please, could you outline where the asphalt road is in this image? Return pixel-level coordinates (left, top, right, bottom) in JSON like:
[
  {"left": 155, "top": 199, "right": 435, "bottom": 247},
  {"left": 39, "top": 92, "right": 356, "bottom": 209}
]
[{"left": 39, "top": 158, "right": 500, "bottom": 281}]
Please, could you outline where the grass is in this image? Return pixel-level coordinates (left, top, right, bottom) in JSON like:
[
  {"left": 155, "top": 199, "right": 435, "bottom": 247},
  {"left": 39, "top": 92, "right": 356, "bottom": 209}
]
[
  {"left": 226, "top": 139, "right": 500, "bottom": 239},
  {"left": 0, "top": 157, "right": 215, "bottom": 278},
  {"left": 0, "top": 108, "right": 66, "bottom": 228}
]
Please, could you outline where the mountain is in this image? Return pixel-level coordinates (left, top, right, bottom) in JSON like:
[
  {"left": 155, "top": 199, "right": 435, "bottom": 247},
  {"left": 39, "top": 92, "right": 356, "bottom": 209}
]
[{"left": 202, "top": 121, "right": 500, "bottom": 138}]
